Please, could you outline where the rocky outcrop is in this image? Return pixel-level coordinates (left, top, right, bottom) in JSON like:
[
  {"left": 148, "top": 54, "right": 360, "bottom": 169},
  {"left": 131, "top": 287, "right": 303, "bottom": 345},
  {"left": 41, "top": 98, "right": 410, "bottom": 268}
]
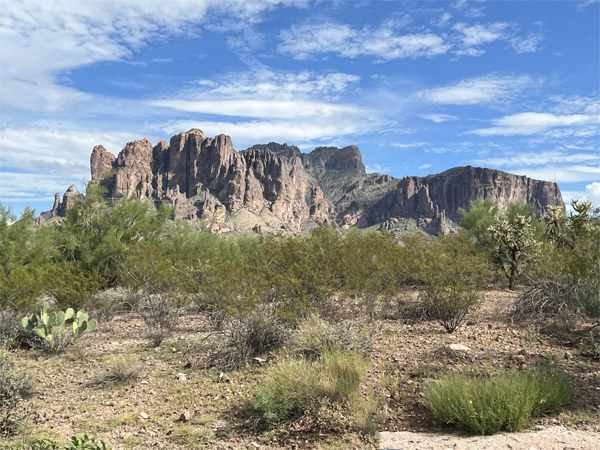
[
  {"left": 38, "top": 184, "right": 82, "bottom": 222},
  {"left": 41, "top": 129, "right": 564, "bottom": 236}
]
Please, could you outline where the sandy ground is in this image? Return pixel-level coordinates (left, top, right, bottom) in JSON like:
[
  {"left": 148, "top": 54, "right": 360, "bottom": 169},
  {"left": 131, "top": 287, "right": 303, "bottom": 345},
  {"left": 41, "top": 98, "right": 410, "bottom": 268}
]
[{"left": 379, "top": 427, "right": 600, "bottom": 450}]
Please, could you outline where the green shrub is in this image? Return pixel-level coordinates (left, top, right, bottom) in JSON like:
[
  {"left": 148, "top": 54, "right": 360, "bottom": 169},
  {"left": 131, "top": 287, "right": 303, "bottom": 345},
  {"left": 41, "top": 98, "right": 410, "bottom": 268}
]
[
  {"left": 29, "top": 433, "right": 112, "bottom": 449},
  {"left": 322, "top": 347, "right": 367, "bottom": 401},
  {"left": 253, "top": 358, "right": 322, "bottom": 425},
  {"left": 252, "top": 348, "right": 367, "bottom": 426},
  {"left": 290, "top": 314, "right": 380, "bottom": 359},
  {"left": 419, "top": 285, "right": 483, "bottom": 333},
  {"left": 426, "top": 366, "right": 571, "bottom": 435}
]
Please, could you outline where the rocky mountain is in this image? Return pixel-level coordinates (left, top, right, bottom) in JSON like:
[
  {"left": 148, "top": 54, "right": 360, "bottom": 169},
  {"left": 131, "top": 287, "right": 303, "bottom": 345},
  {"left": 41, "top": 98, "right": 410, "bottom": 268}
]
[{"left": 41, "top": 129, "right": 564, "bottom": 235}]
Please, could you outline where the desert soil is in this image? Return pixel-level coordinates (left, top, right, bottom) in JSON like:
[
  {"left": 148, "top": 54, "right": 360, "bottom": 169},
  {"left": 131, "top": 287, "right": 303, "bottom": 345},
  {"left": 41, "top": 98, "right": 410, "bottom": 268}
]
[{"left": 3, "top": 289, "right": 600, "bottom": 450}]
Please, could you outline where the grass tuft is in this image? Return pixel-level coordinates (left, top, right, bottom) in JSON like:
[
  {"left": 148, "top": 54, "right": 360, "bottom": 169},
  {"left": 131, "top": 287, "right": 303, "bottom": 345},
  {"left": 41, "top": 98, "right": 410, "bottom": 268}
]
[{"left": 426, "top": 365, "right": 571, "bottom": 435}]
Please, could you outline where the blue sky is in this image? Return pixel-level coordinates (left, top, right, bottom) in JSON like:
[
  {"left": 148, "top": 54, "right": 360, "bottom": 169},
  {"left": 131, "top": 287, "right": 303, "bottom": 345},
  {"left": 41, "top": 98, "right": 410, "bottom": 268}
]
[{"left": 1, "top": 0, "right": 599, "bottom": 216}]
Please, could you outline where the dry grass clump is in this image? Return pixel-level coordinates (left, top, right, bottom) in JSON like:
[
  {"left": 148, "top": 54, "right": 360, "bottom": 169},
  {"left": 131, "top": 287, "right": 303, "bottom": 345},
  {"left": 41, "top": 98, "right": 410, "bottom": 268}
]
[
  {"left": 511, "top": 275, "right": 595, "bottom": 331},
  {"left": 0, "top": 308, "right": 31, "bottom": 349},
  {"left": 290, "top": 314, "right": 381, "bottom": 359},
  {"left": 211, "top": 305, "right": 289, "bottom": 370},
  {"left": 134, "top": 285, "right": 182, "bottom": 347},
  {"left": 85, "top": 287, "right": 132, "bottom": 323},
  {"left": 0, "top": 351, "right": 34, "bottom": 436},
  {"left": 91, "top": 355, "right": 143, "bottom": 387}
]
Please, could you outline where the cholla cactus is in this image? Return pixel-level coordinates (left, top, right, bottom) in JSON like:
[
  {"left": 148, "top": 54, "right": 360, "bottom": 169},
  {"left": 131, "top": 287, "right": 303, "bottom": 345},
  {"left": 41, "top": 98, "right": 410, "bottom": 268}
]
[
  {"left": 488, "top": 214, "right": 540, "bottom": 290},
  {"left": 542, "top": 206, "right": 571, "bottom": 249}
]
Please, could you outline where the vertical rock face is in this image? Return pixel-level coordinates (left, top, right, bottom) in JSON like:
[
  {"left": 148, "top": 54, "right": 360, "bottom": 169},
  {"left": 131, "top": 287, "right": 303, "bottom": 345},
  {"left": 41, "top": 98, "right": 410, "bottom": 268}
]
[{"left": 42, "top": 129, "right": 564, "bottom": 236}]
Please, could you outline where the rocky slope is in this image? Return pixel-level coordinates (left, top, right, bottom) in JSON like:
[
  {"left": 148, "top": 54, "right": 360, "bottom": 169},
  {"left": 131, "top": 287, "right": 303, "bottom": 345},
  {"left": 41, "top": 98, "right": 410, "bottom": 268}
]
[{"left": 41, "top": 129, "right": 564, "bottom": 235}]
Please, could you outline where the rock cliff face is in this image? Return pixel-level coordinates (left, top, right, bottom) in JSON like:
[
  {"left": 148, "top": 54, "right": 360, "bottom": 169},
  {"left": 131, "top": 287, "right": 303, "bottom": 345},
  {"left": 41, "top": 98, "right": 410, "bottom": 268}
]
[{"left": 43, "top": 129, "right": 564, "bottom": 235}]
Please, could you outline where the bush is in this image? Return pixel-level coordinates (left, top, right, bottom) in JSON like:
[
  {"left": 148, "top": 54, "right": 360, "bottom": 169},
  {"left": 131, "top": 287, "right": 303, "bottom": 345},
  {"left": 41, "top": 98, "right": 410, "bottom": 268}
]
[
  {"left": 134, "top": 284, "right": 182, "bottom": 347},
  {"left": 290, "top": 314, "right": 380, "bottom": 359},
  {"left": 253, "top": 358, "right": 322, "bottom": 426},
  {"left": 426, "top": 366, "right": 571, "bottom": 435},
  {"left": 252, "top": 348, "right": 367, "bottom": 426},
  {"left": 212, "top": 306, "right": 288, "bottom": 370},
  {"left": 91, "top": 355, "right": 143, "bottom": 387},
  {"left": 0, "top": 351, "right": 34, "bottom": 436},
  {"left": 419, "top": 285, "right": 483, "bottom": 333},
  {"left": 85, "top": 287, "right": 132, "bottom": 323},
  {"left": 0, "top": 308, "right": 31, "bottom": 349}
]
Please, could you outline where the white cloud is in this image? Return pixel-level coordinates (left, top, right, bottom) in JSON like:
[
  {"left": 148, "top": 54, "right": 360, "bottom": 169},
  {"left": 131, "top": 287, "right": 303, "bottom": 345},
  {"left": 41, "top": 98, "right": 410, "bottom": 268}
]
[
  {"left": 578, "top": 0, "right": 599, "bottom": 11},
  {"left": 0, "top": 0, "right": 305, "bottom": 111},
  {"left": 0, "top": 127, "right": 143, "bottom": 184},
  {"left": 420, "top": 113, "right": 458, "bottom": 123},
  {"left": 508, "top": 166, "right": 600, "bottom": 183},
  {"left": 473, "top": 150, "right": 599, "bottom": 167},
  {"left": 391, "top": 142, "right": 428, "bottom": 148},
  {"left": 418, "top": 163, "right": 432, "bottom": 170},
  {"left": 146, "top": 119, "right": 374, "bottom": 149},
  {"left": 453, "top": 22, "right": 508, "bottom": 47},
  {"left": 147, "top": 69, "right": 380, "bottom": 146},
  {"left": 365, "top": 164, "right": 391, "bottom": 174},
  {"left": 585, "top": 182, "right": 600, "bottom": 206},
  {"left": 468, "top": 112, "right": 599, "bottom": 136},
  {"left": 418, "top": 74, "right": 533, "bottom": 105},
  {"left": 562, "top": 183, "right": 600, "bottom": 208},
  {"left": 278, "top": 21, "right": 450, "bottom": 60},
  {"left": 464, "top": 7, "right": 485, "bottom": 19},
  {"left": 431, "top": 12, "right": 453, "bottom": 27},
  {"left": 509, "top": 33, "right": 544, "bottom": 53}
]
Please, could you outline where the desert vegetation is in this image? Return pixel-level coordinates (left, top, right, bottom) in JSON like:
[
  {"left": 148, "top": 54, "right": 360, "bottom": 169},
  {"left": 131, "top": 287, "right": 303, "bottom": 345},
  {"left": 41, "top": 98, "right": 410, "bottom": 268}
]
[{"left": 0, "top": 190, "right": 598, "bottom": 449}]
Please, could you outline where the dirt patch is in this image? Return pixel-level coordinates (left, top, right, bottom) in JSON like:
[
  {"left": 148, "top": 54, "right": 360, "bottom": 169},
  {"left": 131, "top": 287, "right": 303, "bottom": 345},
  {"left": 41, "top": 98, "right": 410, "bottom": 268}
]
[{"left": 379, "top": 426, "right": 600, "bottom": 450}]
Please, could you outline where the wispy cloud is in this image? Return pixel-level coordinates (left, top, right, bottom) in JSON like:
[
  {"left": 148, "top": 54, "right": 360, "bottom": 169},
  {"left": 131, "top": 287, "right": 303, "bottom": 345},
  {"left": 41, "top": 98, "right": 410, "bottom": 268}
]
[
  {"left": 0, "top": 0, "right": 304, "bottom": 111},
  {"left": 452, "top": 22, "right": 509, "bottom": 56},
  {"left": 418, "top": 163, "right": 432, "bottom": 170},
  {"left": 418, "top": 74, "right": 533, "bottom": 105},
  {"left": 420, "top": 113, "right": 458, "bottom": 123},
  {"left": 473, "top": 150, "right": 599, "bottom": 167},
  {"left": 468, "top": 112, "right": 599, "bottom": 136},
  {"left": 509, "top": 33, "right": 544, "bottom": 53},
  {"left": 391, "top": 142, "right": 428, "bottom": 148},
  {"left": 278, "top": 19, "right": 450, "bottom": 60},
  {"left": 365, "top": 163, "right": 391, "bottom": 174}
]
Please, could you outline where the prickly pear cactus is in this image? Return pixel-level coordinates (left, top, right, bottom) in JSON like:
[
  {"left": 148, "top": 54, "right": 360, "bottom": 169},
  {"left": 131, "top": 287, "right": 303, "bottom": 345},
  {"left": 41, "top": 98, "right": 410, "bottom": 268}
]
[
  {"left": 22, "top": 303, "right": 95, "bottom": 342},
  {"left": 73, "top": 311, "right": 97, "bottom": 338}
]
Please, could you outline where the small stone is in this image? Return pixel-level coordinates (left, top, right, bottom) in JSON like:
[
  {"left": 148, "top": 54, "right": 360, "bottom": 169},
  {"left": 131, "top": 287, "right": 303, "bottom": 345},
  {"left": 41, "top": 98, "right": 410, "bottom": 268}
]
[
  {"left": 183, "top": 362, "right": 192, "bottom": 369},
  {"left": 176, "top": 373, "right": 187, "bottom": 381},
  {"left": 179, "top": 410, "right": 191, "bottom": 422},
  {"left": 448, "top": 344, "right": 470, "bottom": 352},
  {"left": 172, "top": 348, "right": 177, "bottom": 353},
  {"left": 140, "top": 381, "right": 148, "bottom": 385},
  {"left": 250, "top": 442, "right": 259, "bottom": 448},
  {"left": 254, "top": 357, "right": 267, "bottom": 365},
  {"left": 219, "top": 372, "right": 231, "bottom": 383},
  {"left": 466, "top": 321, "right": 476, "bottom": 326},
  {"left": 422, "top": 377, "right": 438, "bottom": 384},
  {"left": 564, "top": 351, "right": 573, "bottom": 360},
  {"left": 139, "top": 412, "right": 149, "bottom": 420}
]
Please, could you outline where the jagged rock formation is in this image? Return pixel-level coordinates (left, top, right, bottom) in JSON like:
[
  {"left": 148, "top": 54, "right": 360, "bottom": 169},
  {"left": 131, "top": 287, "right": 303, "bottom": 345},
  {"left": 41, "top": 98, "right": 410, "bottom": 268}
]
[{"left": 42, "top": 130, "right": 564, "bottom": 235}]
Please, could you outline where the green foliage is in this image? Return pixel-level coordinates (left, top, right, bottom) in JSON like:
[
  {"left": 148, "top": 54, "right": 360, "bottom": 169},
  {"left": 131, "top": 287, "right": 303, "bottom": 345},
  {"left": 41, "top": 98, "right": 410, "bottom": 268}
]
[
  {"left": 459, "top": 198, "right": 499, "bottom": 249},
  {"left": 29, "top": 434, "right": 112, "bottom": 450},
  {"left": 420, "top": 285, "right": 484, "bottom": 333},
  {"left": 21, "top": 303, "right": 98, "bottom": 354},
  {"left": 252, "top": 349, "right": 367, "bottom": 426},
  {"left": 55, "top": 186, "right": 172, "bottom": 285},
  {"left": 426, "top": 366, "right": 571, "bottom": 435},
  {"left": 22, "top": 302, "right": 74, "bottom": 342}
]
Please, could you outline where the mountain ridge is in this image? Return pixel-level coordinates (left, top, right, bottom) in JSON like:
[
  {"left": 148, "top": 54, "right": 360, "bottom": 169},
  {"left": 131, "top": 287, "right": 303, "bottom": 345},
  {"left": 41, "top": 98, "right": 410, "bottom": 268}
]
[{"left": 39, "top": 129, "right": 565, "bottom": 235}]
